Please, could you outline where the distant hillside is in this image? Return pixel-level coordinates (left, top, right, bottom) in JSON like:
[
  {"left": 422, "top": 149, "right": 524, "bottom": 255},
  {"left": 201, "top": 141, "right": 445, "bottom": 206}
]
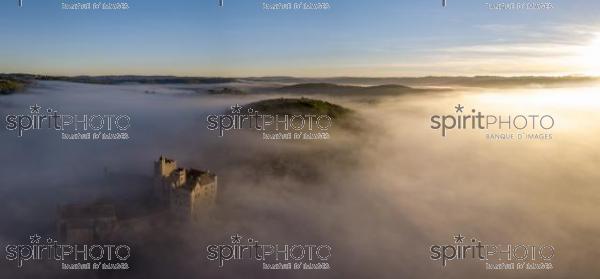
[
  {"left": 38, "top": 75, "right": 238, "bottom": 85},
  {"left": 4, "top": 73, "right": 596, "bottom": 88},
  {"left": 0, "top": 79, "right": 26, "bottom": 95},
  {"left": 275, "top": 83, "right": 426, "bottom": 96},
  {"left": 207, "top": 87, "right": 246, "bottom": 95},
  {"left": 410, "top": 76, "right": 600, "bottom": 88},
  {"left": 248, "top": 98, "right": 352, "bottom": 119},
  {"left": 253, "top": 76, "right": 600, "bottom": 88}
]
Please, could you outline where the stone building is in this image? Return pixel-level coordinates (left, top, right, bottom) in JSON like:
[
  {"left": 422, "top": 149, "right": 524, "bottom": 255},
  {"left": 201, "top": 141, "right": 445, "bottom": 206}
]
[{"left": 153, "top": 156, "right": 217, "bottom": 220}]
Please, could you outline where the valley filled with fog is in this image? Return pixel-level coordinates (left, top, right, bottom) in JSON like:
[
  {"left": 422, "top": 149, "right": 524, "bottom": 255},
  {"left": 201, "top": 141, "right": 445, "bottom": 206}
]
[{"left": 0, "top": 80, "right": 598, "bottom": 278}]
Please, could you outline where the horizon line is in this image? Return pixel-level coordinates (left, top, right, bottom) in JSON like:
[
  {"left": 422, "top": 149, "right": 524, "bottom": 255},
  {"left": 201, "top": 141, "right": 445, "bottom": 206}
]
[{"left": 2, "top": 73, "right": 598, "bottom": 79}]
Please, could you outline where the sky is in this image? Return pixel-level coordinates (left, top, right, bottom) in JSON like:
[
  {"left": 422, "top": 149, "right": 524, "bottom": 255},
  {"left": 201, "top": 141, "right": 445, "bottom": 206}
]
[{"left": 0, "top": 0, "right": 599, "bottom": 77}]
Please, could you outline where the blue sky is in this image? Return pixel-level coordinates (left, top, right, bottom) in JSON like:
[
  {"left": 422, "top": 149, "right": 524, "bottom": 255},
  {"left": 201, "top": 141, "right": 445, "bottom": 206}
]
[{"left": 1, "top": 0, "right": 599, "bottom": 76}]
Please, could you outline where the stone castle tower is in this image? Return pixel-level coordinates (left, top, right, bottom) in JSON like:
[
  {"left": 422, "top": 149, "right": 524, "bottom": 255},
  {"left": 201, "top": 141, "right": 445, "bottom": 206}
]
[{"left": 154, "top": 156, "right": 217, "bottom": 220}]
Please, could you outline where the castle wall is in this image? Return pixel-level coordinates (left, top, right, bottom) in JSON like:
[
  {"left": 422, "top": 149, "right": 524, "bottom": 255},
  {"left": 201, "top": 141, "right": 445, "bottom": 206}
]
[
  {"left": 190, "top": 181, "right": 217, "bottom": 219},
  {"left": 153, "top": 157, "right": 217, "bottom": 221}
]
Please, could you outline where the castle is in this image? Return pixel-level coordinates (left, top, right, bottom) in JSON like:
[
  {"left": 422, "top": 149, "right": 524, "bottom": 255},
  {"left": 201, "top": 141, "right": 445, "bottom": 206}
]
[{"left": 154, "top": 156, "right": 218, "bottom": 220}]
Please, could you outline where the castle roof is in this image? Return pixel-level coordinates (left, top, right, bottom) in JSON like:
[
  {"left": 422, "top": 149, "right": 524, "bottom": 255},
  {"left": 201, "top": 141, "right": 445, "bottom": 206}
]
[
  {"left": 182, "top": 168, "right": 216, "bottom": 191},
  {"left": 159, "top": 155, "right": 175, "bottom": 164}
]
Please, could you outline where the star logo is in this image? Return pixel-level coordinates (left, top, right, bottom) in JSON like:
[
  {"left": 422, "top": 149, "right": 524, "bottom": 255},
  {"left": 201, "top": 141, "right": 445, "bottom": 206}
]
[
  {"left": 454, "top": 234, "right": 465, "bottom": 243},
  {"left": 230, "top": 234, "right": 242, "bottom": 244},
  {"left": 30, "top": 104, "right": 41, "bottom": 114},
  {"left": 454, "top": 104, "right": 464, "bottom": 113},
  {"left": 29, "top": 234, "right": 41, "bottom": 244},
  {"left": 230, "top": 104, "right": 242, "bottom": 114}
]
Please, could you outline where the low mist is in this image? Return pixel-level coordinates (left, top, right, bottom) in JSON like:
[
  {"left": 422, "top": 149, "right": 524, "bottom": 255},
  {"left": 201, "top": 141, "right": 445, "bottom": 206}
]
[{"left": 0, "top": 81, "right": 598, "bottom": 278}]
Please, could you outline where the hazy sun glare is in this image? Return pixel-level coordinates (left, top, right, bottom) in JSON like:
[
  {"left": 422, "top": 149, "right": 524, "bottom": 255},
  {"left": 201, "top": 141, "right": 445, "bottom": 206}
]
[{"left": 578, "top": 34, "right": 600, "bottom": 76}]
